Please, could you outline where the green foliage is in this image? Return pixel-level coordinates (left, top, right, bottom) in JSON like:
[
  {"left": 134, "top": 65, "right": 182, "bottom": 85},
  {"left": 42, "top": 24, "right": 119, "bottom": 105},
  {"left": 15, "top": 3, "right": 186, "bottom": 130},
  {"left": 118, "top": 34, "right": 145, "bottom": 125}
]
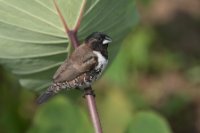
[
  {"left": 126, "top": 111, "right": 172, "bottom": 133},
  {"left": 159, "top": 94, "right": 190, "bottom": 117},
  {"left": 0, "top": 68, "right": 31, "bottom": 133},
  {"left": 0, "top": 0, "right": 138, "bottom": 91},
  {"left": 99, "top": 89, "right": 132, "bottom": 133},
  {"left": 105, "top": 28, "right": 154, "bottom": 85},
  {"left": 28, "top": 96, "right": 92, "bottom": 133},
  {"left": 1, "top": 0, "right": 198, "bottom": 133},
  {"left": 187, "top": 66, "right": 200, "bottom": 84}
]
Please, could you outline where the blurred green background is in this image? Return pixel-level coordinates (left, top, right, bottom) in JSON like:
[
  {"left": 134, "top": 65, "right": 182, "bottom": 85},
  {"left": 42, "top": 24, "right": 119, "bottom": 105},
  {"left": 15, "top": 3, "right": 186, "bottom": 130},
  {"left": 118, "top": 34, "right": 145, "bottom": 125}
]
[{"left": 0, "top": 0, "right": 200, "bottom": 133}]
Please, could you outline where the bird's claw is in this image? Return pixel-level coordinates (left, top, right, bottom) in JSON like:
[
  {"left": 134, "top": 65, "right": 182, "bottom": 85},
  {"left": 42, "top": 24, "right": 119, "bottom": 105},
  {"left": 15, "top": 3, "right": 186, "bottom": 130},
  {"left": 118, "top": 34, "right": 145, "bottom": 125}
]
[{"left": 83, "top": 88, "right": 96, "bottom": 98}]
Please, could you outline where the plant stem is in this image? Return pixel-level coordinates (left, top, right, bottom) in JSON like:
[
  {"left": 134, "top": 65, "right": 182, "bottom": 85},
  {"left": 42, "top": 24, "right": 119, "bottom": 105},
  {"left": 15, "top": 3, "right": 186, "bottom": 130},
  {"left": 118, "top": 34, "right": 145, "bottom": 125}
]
[
  {"left": 73, "top": 0, "right": 87, "bottom": 33},
  {"left": 53, "top": 1, "right": 103, "bottom": 132},
  {"left": 67, "top": 30, "right": 79, "bottom": 48},
  {"left": 85, "top": 87, "right": 103, "bottom": 133}
]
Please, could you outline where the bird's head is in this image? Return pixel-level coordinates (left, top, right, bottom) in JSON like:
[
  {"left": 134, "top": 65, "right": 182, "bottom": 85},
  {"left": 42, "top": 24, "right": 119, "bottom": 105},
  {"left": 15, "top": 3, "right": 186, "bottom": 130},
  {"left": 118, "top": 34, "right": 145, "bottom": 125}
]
[{"left": 85, "top": 32, "right": 112, "bottom": 51}]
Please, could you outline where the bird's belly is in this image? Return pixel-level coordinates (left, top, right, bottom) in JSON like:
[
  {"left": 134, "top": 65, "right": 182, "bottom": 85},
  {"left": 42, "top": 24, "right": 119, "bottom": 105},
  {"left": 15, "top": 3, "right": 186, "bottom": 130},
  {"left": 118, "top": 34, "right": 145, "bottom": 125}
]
[
  {"left": 57, "top": 58, "right": 108, "bottom": 90},
  {"left": 57, "top": 69, "right": 105, "bottom": 90}
]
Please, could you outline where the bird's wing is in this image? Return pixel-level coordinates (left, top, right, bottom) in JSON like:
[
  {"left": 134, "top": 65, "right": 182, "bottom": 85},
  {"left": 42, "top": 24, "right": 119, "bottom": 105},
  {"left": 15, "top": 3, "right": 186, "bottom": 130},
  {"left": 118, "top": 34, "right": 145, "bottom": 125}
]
[
  {"left": 52, "top": 59, "right": 71, "bottom": 81},
  {"left": 53, "top": 52, "right": 98, "bottom": 83}
]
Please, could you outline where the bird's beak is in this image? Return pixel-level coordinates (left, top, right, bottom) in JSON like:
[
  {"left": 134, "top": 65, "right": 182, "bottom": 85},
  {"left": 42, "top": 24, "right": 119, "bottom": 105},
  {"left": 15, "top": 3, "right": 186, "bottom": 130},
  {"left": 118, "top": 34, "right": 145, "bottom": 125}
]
[{"left": 103, "top": 37, "right": 112, "bottom": 45}]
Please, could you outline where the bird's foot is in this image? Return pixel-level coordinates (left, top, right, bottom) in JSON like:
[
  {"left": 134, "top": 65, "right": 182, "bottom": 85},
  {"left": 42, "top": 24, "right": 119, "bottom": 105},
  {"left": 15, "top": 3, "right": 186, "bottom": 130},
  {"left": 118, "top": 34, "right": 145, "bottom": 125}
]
[{"left": 83, "top": 88, "right": 96, "bottom": 98}]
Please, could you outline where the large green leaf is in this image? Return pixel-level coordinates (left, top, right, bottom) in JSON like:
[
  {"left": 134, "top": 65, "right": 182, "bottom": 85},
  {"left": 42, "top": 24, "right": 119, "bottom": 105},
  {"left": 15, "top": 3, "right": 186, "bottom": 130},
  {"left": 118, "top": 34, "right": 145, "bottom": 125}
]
[
  {"left": 28, "top": 96, "right": 92, "bottom": 133},
  {"left": 126, "top": 111, "right": 172, "bottom": 133},
  {"left": 0, "top": 0, "right": 138, "bottom": 90}
]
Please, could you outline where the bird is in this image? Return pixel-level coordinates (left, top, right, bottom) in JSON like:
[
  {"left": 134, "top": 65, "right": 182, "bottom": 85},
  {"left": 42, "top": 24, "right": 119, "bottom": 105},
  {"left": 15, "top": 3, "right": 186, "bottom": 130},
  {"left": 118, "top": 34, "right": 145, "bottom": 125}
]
[{"left": 37, "top": 32, "right": 112, "bottom": 104}]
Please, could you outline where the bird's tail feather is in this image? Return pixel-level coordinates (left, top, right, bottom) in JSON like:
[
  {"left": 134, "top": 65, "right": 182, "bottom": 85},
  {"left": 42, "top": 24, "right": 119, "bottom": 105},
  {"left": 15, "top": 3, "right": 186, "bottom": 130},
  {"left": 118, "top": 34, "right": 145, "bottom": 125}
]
[
  {"left": 36, "top": 85, "right": 56, "bottom": 104},
  {"left": 36, "top": 91, "right": 55, "bottom": 104},
  {"left": 36, "top": 82, "right": 75, "bottom": 104}
]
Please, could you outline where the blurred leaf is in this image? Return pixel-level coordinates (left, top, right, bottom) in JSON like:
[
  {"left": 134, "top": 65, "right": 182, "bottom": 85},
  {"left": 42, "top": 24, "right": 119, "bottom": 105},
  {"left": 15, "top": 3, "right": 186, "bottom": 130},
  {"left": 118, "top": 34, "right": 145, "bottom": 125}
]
[
  {"left": 105, "top": 50, "right": 129, "bottom": 85},
  {"left": 126, "top": 89, "right": 150, "bottom": 110},
  {"left": 137, "top": 0, "right": 152, "bottom": 5},
  {"left": 187, "top": 66, "right": 200, "bottom": 84},
  {"left": 0, "top": 0, "right": 138, "bottom": 91},
  {"left": 126, "top": 111, "right": 172, "bottom": 133},
  {"left": 28, "top": 96, "right": 92, "bottom": 133},
  {"left": 125, "top": 28, "right": 154, "bottom": 69},
  {"left": 159, "top": 94, "right": 190, "bottom": 117},
  {"left": 105, "top": 28, "right": 154, "bottom": 85},
  {"left": 0, "top": 67, "right": 29, "bottom": 133},
  {"left": 151, "top": 51, "right": 183, "bottom": 72},
  {"left": 98, "top": 89, "right": 132, "bottom": 133}
]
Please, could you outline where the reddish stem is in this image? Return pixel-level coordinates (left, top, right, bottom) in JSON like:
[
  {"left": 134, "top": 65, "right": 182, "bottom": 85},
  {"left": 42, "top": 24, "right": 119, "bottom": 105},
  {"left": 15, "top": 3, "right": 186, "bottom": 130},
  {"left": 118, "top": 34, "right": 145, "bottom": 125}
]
[
  {"left": 73, "top": 0, "right": 87, "bottom": 33},
  {"left": 85, "top": 88, "right": 103, "bottom": 133},
  {"left": 53, "top": 0, "right": 70, "bottom": 33},
  {"left": 53, "top": 1, "right": 103, "bottom": 133},
  {"left": 67, "top": 30, "right": 79, "bottom": 48}
]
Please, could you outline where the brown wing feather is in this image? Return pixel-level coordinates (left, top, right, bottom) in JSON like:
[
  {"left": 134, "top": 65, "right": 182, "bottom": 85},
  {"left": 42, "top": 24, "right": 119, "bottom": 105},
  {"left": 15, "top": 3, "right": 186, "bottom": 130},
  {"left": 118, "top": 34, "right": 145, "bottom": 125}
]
[
  {"left": 53, "top": 60, "right": 78, "bottom": 82},
  {"left": 53, "top": 59, "right": 69, "bottom": 80},
  {"left": 53, "top": 44, "right": 98, "bottom": 83}
]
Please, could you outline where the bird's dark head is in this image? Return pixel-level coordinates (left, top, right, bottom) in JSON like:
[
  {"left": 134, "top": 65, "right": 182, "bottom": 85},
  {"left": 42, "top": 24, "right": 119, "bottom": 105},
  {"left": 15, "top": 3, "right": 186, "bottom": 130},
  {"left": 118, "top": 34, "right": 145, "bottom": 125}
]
[{"left": 85, "top": 32, "right": 112, "bottom": 52}]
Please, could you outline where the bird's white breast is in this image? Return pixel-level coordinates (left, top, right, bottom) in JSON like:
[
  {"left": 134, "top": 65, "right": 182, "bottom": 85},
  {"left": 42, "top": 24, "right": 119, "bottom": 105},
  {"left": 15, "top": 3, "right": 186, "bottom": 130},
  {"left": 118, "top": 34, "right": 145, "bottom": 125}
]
[
  {"left": 93, "top": 51, "right": 108, "bottom": 74},
  {"left": 79, "top": 51, "right": 108, "bottom": 88}
]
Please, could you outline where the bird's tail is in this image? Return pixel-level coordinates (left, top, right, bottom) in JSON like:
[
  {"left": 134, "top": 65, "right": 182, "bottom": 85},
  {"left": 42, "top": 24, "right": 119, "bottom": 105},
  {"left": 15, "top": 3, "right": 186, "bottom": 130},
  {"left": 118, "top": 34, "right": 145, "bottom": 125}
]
[
  {"left": 36, "top": 81, "right": 76, "bottom": 104},
  {"left": 36, "top": 85, "right": 57, "bottom": 104}
]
